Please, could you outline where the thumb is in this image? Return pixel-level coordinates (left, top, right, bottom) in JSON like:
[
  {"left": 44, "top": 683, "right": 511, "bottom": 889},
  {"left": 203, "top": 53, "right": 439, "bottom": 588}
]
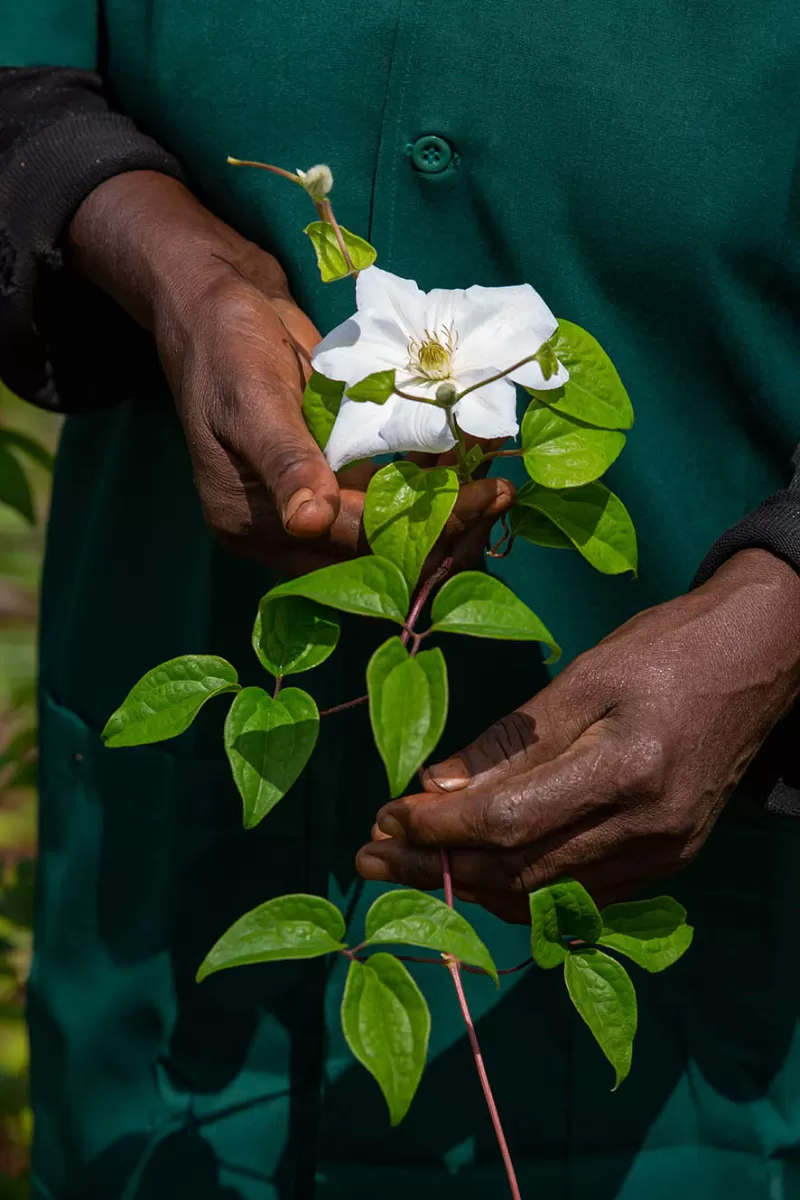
[{"left": 237, "top": 303, "right": 341, "bottom": 538}]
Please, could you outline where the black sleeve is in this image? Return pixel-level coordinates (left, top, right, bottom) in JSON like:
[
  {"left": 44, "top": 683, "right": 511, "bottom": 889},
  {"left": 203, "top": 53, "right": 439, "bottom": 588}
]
[
  {"left": 691, "top": 447, "right": 800, "bottom": 588},
  {"left": 0, "top": 66, "right": 184, "bottom": 413}
]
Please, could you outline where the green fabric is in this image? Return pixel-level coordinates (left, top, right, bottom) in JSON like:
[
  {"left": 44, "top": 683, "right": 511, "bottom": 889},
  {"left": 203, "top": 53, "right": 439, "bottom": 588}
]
[{"left": 6, "top": 0, "right": 800, "bottom": 1195}]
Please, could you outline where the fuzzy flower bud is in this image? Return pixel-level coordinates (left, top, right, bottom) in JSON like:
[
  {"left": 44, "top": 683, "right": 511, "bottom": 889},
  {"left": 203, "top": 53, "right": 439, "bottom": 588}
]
[
  {"left": 436, "top": 382, "right": 457, "bottom": 405},
  {"left": 296, "top": 164, "right": 334, "bottom": 200}
]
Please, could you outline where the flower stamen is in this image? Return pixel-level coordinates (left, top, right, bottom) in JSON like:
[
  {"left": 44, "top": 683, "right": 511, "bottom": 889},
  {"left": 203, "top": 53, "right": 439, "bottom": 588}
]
[{"left": 408, "top": 325, "right": 458, "bottom": 383}]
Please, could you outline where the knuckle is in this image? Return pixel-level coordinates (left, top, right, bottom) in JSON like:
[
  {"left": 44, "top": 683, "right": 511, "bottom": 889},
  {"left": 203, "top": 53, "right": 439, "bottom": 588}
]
[
  {"left": 467, "top": 711, "right": 538, "bottom": 777},
  {"left": 475, "top": 789, "right": 529, "bottom": 849},
  {"left": 614, "top": 731, "right": 668, "bottom": 799}
]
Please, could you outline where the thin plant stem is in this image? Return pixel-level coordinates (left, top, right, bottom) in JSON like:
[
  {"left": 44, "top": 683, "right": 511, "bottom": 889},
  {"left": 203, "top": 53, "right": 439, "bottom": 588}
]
[
  {"left": 317, "top": 198, "right": 357, "bottom": 276},
  {"left": 319, "top": 694, "right": 368, "bottom": 717},
  {"left": 454, "top": 353, "right": 540, "bottom": 402},
  {"left": 444, "top": 407, "right": 470, "bottom": 479},
  {"left": 226, "top": 157, "right": 304, "bottom": 186},
  {"left": 480, "top": 448, "right": 526, "bottom": 462},
  {"left": 440, "top": 849, "right": 522, "bottom": 1200},
  {"left": 392, "top": 387, "right": 448, "bottom": 407},
  {"left": 273, "top": 677, "right": 283, "bottom": 699},
  {"left": 402, "top": 558, "right": 453, "bottom": 646}
]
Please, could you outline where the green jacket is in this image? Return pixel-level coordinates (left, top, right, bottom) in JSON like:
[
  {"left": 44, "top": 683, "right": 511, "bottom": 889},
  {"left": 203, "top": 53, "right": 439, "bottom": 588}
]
[{"left": 6, "top": 1, "right": 800, "bottom": 1196}]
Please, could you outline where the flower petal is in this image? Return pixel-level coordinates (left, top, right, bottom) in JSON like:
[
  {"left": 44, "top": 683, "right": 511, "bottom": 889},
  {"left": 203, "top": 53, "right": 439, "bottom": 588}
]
[
  {"left": 312, "top": 318, "right": 402, "bottom": 387},
  {"left": 355, "top": 267, "right": 427, "bottom": 338},
  {"left": 455, "top": 284, "right": 559, "bottom": 374},
  {"left": 454, "top": 374, "right": 519, "bottom": 440},
  {"left": 509, "top": 357, "right": 570, "bottom": 391},
  {"left": 324, "top": 398, "right": 390, "bottom": 471},
  {"left": 380, "top": 395, "right": 456, "bottom": 457}
]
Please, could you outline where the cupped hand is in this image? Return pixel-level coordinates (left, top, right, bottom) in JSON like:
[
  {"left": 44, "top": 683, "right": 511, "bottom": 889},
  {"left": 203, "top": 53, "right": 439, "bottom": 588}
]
[
  {"left": 357, "top": 549, "right": 800, "bottom": 920},
  {"left": 160, "top": 258, "right": 514, "bottom": 575},
  {"left": 68, "top": 171, "right": 513, "bottom": 577}
]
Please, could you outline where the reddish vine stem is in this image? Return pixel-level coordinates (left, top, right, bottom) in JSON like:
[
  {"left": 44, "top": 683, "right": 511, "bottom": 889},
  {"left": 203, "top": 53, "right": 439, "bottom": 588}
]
[
  {"left": 402, "top": 557, "right": 453, "bottom": 646},
  {"left": 319, "top": 694, "right": 368, "bottom": 717},
  {"left": 321, "top": 559, "right": 454, "bottom": 717},
  {"left": 440, "top": 849, "right": 523, "bottom": 1200}
]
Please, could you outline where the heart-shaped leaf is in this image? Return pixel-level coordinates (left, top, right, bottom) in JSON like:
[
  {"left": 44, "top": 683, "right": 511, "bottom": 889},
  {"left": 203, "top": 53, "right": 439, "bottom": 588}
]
[
  {"left": 224, "top": 686, "right": 319, "bottom": 827},
  {"left": 564, "top": 948, "right": 638, "bottom": 1089},
  {"left": 527, "top": 320, "right": 634, "bottom": 430},
  {"left": 511, "top": 481, "right": 638, "bottom": 576},
  {"left": 252, "top": 594, "right": 340, "bottom": 677},
  {"left": 102, "top": 655, "right": 240, "bottom": 747},
  {"left": 265, "top": 556, "right": 409, "bottom": 624},
  {"left": 364, "top": 462, "right": 458, "bottom": 590},
  {"left": 521, "top": 400, "right": 626, "bottom": 489},
  {"left": 341, "top": 953, "right": 430, "bottom": 1125},
  {"left": 599, "top": 896, "right": 693, "bottom": 973},
  {"left": 304, "top": 221, "right": 377, "bottom": 282},
  {"left": 196, "top": 894, "right": 345, "bottom": 981},
  {"left": 364, "top": 889, "right": 497, "bottom": 983},
  {"left": 430, "top": 572, "right": 560, "bottom": 662},
  {"left": 302, "top": 372, "right": 344, "bottom": 450},
  {"left": 530, "top": 878, "right": 603, "bottom": 969},
  {"left": 367, "top": 638, "right": 448, "bottom": 797},
  {"left": 345, "top": 370, "right": 396, "bottom": 404}
]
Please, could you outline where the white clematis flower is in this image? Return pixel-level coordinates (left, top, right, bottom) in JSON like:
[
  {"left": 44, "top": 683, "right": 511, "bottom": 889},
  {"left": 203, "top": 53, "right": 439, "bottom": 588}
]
[{"left": 312, "top": 266, "right": 568, "bottom": 471}]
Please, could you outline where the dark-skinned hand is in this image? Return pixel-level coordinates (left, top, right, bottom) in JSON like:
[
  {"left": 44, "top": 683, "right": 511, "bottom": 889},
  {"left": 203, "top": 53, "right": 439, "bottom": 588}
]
[
  {"left": 357, "top": 549, "right": 800, "bottom": 920},
  {"left": 68, "top": 171, "right": 513, "bottom": 577}
]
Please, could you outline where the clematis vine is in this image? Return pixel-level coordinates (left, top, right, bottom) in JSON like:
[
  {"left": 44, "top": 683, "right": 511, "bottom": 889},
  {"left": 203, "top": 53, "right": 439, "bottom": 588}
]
[{"left": 312, "top": 266, "right": 569, "bottom": 471}]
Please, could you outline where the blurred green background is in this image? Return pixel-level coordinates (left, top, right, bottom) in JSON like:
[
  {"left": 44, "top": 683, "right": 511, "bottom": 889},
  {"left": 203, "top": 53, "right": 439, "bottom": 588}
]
[{"left": 0, "top": 380, "right": 60, "bottom": 1196}]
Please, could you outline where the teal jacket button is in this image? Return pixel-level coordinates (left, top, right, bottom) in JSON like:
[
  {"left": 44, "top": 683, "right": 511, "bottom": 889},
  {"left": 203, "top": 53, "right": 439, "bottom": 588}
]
[{"left": 410, "top": 135, "right": 454, "bottom": 174}]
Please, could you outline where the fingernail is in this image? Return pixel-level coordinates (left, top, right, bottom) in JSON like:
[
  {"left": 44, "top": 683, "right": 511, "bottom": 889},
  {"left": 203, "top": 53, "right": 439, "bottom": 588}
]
[
  {"left": 377, "top": 814, "right": 405, "bottom": 839},
  {"left": 425, "top": 758, "right": 470, "bottom": 791},
  {"left": 283, "top": 487, "right": 316, "bottom": 529},
  {"left": 356, "top": 852, "right": 391, "bottom": 881}
]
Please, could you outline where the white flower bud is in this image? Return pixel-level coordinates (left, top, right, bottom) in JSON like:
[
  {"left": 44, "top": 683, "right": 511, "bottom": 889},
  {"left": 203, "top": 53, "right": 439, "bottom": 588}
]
[
  {"left": 296, "top": 164, "right": 334, "bottom": 200},
  {"left": 436, "top": 382, "right": 457, "bottom": 405}
]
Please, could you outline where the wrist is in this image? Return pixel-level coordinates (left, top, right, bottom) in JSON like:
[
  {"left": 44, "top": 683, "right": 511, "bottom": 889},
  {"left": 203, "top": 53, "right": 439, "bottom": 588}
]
[
  {"left": 696, "top": 547, "right": 800, "bottom": 705},
  {"left": 66, "top": 170, "right": 289, "bottom": 332}
]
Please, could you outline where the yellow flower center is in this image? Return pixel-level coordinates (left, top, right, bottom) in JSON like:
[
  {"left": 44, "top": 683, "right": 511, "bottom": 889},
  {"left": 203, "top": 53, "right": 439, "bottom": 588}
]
[{"left": 408, "top": 326, "right": 457, "bottom": 382}]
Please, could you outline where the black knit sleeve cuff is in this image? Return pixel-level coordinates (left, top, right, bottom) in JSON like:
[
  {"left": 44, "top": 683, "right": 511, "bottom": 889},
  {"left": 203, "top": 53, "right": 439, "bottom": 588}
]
[
  {"left": 0, "top": 67, "right": 184, "bottom": 413},
  {"left": 691, "top": 468, "right": 800, "bottom": 590}
]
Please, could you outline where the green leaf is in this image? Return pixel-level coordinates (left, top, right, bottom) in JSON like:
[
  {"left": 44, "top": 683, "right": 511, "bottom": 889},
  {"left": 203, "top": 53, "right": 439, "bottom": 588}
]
[
  {"left": 511, "top": 481, "right": 638, "bottom": 576},
  {"left": 196, "top": 894, "right": 345, "bottom": 981},
  {"left": 509, "top": 502, "right": 574, "bottom": 550},
  {"left": 345, "top": 370, "right": 396, "bottom": 404},
  {"left": 302, "top": 372, "right": 344, "bottom": 451},
  {"left": 364, "top": 462, "right": 458, "bottom": 590},
  {"left": 252, "top": 594, "right": 340, "bottom": 677},
  {"left": 265, "top": 556, "right": 409, "bottom": 624},
  {"left": 529, "top": 878, "right": 602, "bottom": 969},
  {"left": 224, "top": 686, "right": 319, "bottom": 828},
  {"left": 341, "top": 953, "right": 430, "bottom": 1125},
  {"left": 367, "top": 637, "right": 448, "bottom": 797},
  {"left": 303, "top": 221, "right": 377, "bottom": 282},
  {"left": 462, "top": 444, "right": 485, "bottom": 478},
  {"left": 430, "top": 572, "right": 560, "bottom": 662},
  {"left": 102, "top": 655, "right": 240, "bottom": 747},
  {"left": 598, "top": 896, "right": 693, "bottom": 973},
  {"left": 529, "top": 321, "right": 634, "bottom": 430},
  {"left": 0, "top": 429, "right": 54, "bottom": 472},
  {"left": 0, "top": 443, "right": 34, "bottom": 524},
  {"left": 521, "top": 399, "right": 626, "bottom": 488},
  {"left": 564, "top": 948, "right": 638, "bottom": 1089},
  {"left": 364, "top": 889, "right": 498, "bottom": 983}
]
